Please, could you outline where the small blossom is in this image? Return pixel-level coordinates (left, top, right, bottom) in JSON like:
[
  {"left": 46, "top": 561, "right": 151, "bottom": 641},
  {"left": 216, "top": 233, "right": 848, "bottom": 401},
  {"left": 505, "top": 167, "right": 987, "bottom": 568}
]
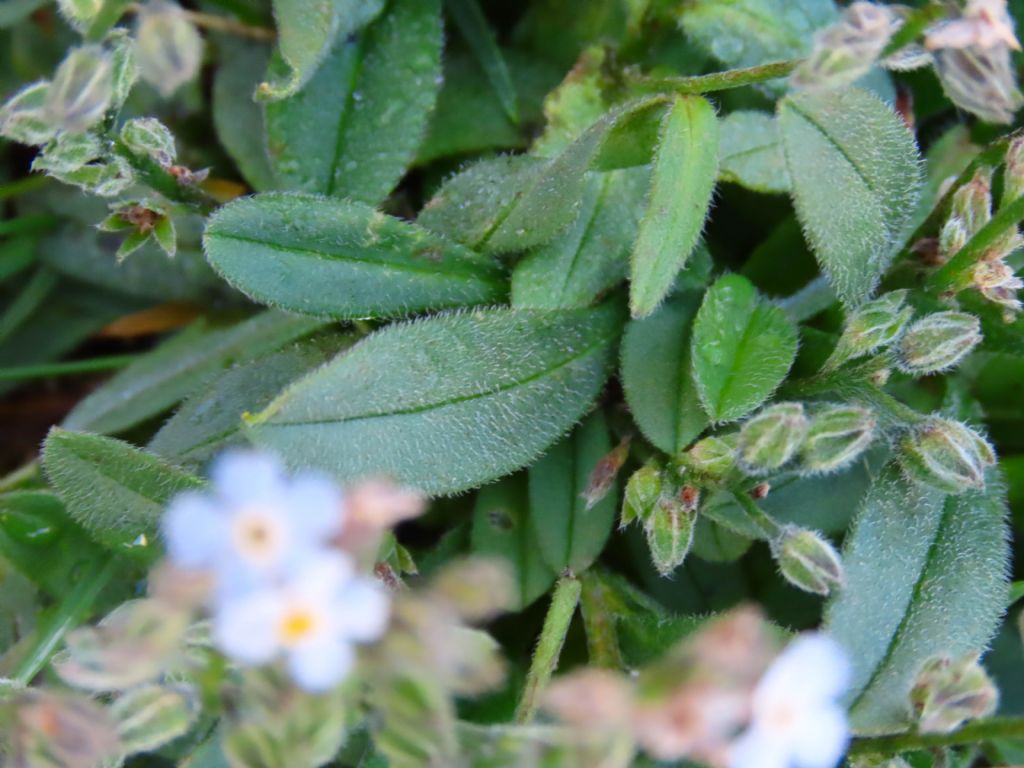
[
  {"left": 163, "top": 451, "right": 344, "bottom": 595},
  {"left": 926, "top": 0, "right": 1020, "bottom": 51},
  {"left": 973, "top": 258, "right": 1023, "bottom": 318},
  {"left": 214, "top": 553, "right": 389, "bottom": 692},
  {"left": 729, "top": 634, "right": 851, "bottom": 768}
]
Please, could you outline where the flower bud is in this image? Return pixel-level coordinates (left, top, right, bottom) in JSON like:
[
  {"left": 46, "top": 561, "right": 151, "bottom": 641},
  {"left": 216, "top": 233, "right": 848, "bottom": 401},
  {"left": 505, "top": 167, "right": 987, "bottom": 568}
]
[
  {"left": 973, "top": 258, "right": 1023, "bottom": 319},
  {"left": 120, "top": 117, "right": 177, "bottom": 167},
  {"left": 621, "top": 464, "right": 662, "bottom": 528},
  {"left": 951, "top": 168, "right": 993, "bottom": 236},
  {"left": 108, "top": 30, "right": 139, "bottom": 110},
  {"left": 897, "top": 311, "right": 982, "bottom": 374},
  {"left": 135, "top": 1, "right": 204, "bottom": 97},
  {"left": 679, "top": 434, "right": 737, "bottom": 485},
  {"left": 582, "top": 437, "right": 630, "bottom": 510},
  {"left": 0, "top": 81, "right": 58, "bottom": 146},
  {"left": 910, "top": 653, "right": 997, "bottom": 733},
  {"left": 645, "top": 495, "right": 696, "bottom": 576},
  {"left": 1004, "top": 135, "right": 1024, "bottom": 205},
  {"left": 772, "top": 527, "right": 845, "bottom": 596},
  {"left": 939, "top": 215, "right": 968, "bottom": 258},
  {"left": 45, "top": 45, "right": 114, "bottom": 133},
  {"left": 12, "top": 690, "right": 121, "bottom": 767},
  {"left": 826, "top": 290, "right": 912, "bottom": 370},
  {"left": 933, "top": 45, "right": 1023, "bottom": 124},
  {"left": 736, "top": 403, "right": 808, "bottom": 475},
  {"left": 791, "top": 2, "right": 899, "bottom": 90},
  {"left": 799, "top": 404, "right": 877, "bottom": 474},
  {"left": 110, "top": 684, "right": 199, "bottom": 753},
  {"left": 898, "top": 417, "right": 995, "bottom": 493}
]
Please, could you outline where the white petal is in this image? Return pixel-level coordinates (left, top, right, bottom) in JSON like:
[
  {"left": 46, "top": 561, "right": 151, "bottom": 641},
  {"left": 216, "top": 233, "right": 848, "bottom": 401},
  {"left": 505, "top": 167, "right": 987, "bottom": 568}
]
[
  {"left": 336, "top": 579, "right": 390, "bottom": 642},
  {"left": 288, "top": 640, "right": 354, "bottom": 692},
  {"left": 212, "top": 451, "right": 286, "bottom": 507},
  {"left": 729, "top": 727, "right": 791, "bottom": 768},
  {"left": 286, "top": 473, "right": 344, "bottom": 542},
  {"left": 756, "top": 634, "right": 851, "bottom": 709},
  {"left": 790, "top": 704, "right": 849, "bottom": 768},
  {"left": 214, "top": 591, "right": 283, "bottom": 665},
  {"left": 294, "top": 553, "right": 356, "bottom": 598},
  {"left": 162, "top": 492, "right": 225, "bottom": 569}
]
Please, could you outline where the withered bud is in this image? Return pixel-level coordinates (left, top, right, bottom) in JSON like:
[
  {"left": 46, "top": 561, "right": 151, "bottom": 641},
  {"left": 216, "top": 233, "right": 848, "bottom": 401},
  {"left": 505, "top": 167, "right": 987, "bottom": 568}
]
[{"left": 911, "top": 652, "right": 998, "bottom": 733}]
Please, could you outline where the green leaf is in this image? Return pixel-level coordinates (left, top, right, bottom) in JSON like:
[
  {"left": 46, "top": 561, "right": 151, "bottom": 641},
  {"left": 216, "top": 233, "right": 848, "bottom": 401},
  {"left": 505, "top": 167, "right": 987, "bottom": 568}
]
[
  {"left": 678, "top": 0, "right": 836, "bottom": 71},
  {"left": 418, "top": 97, "right": 667, "bottom": 255},
  {"left": 444, "top": 0, "right": 518, "bottom": 123},
  {"left": 264, "top": 0, "right": 442, "bottom": 204},
  {"left": 629, "top": 95, "right": 718, "bottom": 318},
  {"left": 63, "top": 312, "right": 325, "bottom": 435},
  {"left": 778, "top": 87, "right": 921, "bottom": 308},
  {"left": 511, "top": 167, "right": 648, "bottom": 310},
  {"left": 149, "top": 334, "right": 353, "bottom": 466},
  {"left": 248, "top": 304, "right": 623, "bottom": 495},
  {"left": 690, "top": 274, "right": 798, "bottom": 423},
  {"left": 825, "top": 465, "right": 1010, "bottom": 733},
  {"left": 203, "top": 194, "right": 506, "bottom": 319},
  {"left": 42, "top": 429, "right": 203, "bottom": 557},
  {"left": 471, "top": 474, "right": 556, "bottom": 610},
  {"left": 620, "top": 290, "right": 707, "bottom": 454},
  {"left": 718, "top": 110, "right": 790, "bottom": 194},
  {"left": 258, "top": 0, "right": 385, "bottom": 101},
  {"left": 529, "top": 411, "right": 617, "bottom": 573}
]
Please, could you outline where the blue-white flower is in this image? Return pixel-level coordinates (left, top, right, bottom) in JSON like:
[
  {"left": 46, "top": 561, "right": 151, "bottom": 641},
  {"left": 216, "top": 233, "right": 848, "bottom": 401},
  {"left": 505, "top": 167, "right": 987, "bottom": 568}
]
[
  {"left": 213, "top": 553, "right": 390, "bottom": 692},
  {"left": 162, "top": 451, "right": 344, "bottom": 595},
  {"left": 729, "top": 634, "right": 851, "bottom": 768}
]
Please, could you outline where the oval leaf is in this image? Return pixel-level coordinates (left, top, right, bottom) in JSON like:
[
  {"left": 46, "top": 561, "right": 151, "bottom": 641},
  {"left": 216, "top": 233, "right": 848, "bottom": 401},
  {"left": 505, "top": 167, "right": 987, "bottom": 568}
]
[
  {"left": 203, "top": 194, "right": 506, "bottom": 319},
  {"left": 691, "top": 274, "right": 798, "bottom": 423},
  {"left": 629, "top": 95, "right": 718, "bottom": 318},
  {"left": 248, "top": 304, "right": 624, "bottom": 495},
  {"left": 825, "top": 465, "right": 1010, "bottom": 733},
  {"left": 778, "top": 88, "right": 921, "bottom": 308},
  {"left": 719, "top": 111, "right": 790, "bottom": 194}
]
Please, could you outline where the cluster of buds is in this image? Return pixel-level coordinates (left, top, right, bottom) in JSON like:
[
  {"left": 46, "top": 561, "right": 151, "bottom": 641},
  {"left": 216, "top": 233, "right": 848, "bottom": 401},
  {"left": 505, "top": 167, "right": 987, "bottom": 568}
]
[
  {"left": 910, "top": 652, "right": 998, "bottom": 733},
  {"left": 621, "top": 464, "right": 698, "bottom": 576},
  {"left": 898, "top": 416, "right": 996, "bottom": 493}
]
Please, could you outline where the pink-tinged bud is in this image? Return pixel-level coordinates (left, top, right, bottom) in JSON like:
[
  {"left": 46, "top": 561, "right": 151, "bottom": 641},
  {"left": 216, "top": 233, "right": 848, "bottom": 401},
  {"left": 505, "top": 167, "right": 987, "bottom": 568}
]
[
  {"left": 911, "top": 652, "right": 998, "bottom": 733},
  {"left": 939, "top": 215, "right": 969, "bottom": 259},
  {"left": 899, "top": 417, "right": 996, "bottom": 493},
  {"left": 932, "top": 45, "right": 1023, "bottom": 124},
  {"left": 12, "top": 690, "right": 121, "bottom": 767},
  {"left": 736, "top": 403, "right": 808, "bottom": 474},
  {"left": 772, "top": 526, "right": 845, "bottom": 596},
  {"left": 952, "top": 168, "right": 993, "bottom": 236},
  {"left": 897, "top": 311, "right": 982, "bottom": 375},
  {"left": 973, "top": 258, "right": 1023, "bottom": 319},
  {"left": 791, "top": 2, "right": 899, "bottom": 90},
  {"left": 581, "top": 437, "right": 630, "bottom": 510}
]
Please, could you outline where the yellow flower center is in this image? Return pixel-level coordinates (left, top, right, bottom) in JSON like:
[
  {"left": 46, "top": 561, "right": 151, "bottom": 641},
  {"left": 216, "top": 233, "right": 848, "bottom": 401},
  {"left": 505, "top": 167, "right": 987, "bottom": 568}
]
[
  {"left": 278, "top": 606, "right": 320, "bottom": 647},
  {"left": 231, "top": 507, "right": 285, "bottom": 565}
]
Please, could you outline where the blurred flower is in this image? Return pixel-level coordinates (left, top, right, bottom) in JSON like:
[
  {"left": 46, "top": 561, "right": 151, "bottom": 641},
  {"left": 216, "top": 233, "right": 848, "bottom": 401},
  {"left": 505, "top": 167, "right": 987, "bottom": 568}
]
[
  {"left": 911, "top": 652, "right": 998, "bottom": 733},
  {"left": 729, "top": 634, "right": 851, "bottom": 768},
  {"left": 215, "top": 553, "right": 389, "bottom": 692},
  {"left": 162, "top": 451, "right": 343, "bottom": 595},
  {"left": 791, "top": 2, "right": 899, "bottom": 90},
  {"left": 973, "top": 258, "right": 1023, "bottom": 319},
  {"left": 926, "top": 0, "right": 1020, "bottom": 51},
  {"left": 135, "top": 0, "right": 204, "bottom": 97}
]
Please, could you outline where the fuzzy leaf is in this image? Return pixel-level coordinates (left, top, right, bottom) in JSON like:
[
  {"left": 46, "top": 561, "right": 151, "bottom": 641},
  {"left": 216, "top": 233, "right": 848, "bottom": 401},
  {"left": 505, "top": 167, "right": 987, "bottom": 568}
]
[
  {"left": 511, "top": 168, "right": 648, "bottom": 310},
  {"left": 63, "top": 312, "right": 325, "bottom": 435},
  {"left": 719, "top": 110, "right": 790, "bottom": 194},
  {"left": 42, "top": 429, "right": 202, "bottom": 556},
  {"left": 778, "top": 88, "right": 921, "bottom": 308},
  {"left": 825, "top": 465, "right": 1010, "bottom": 733},
  {"left": 248, "top": 304, "right": 623, "bottom": 495},
  {"left": 629, "top": 95, "right": 718, "bottom": 318},
  {"left": 691, "top": 274, "right": 798, "bottom": 423},
  {"left": 529, "top": 412, "right": 618, "bottom": 573},
  {"left": 264, "top": 0, "right": 441, "bottom": 203},
  {"left": 621, "top": 290, "right": 707, "bottom": 453},
  {"left": 471, "top": 474, "right": 556, "bottom": 610},
  {"left": 203, "top": 194, "right": 506, "bottom": 319}
]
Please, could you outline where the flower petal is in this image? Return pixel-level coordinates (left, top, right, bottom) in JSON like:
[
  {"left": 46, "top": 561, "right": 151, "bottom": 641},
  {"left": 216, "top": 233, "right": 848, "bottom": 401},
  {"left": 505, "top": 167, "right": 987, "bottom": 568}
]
[
  {"left": 288, "top": 640, "right": 354, "bottom": 692},
  {"left": 214, "top": 591, "right": 283, "bottom": 665},
  {"left": 728, "top": 727, "right": 791, "bottom": 768},
  {"left": 212, "top": 451, "right": 286, "bottom": 507},
  {"left": 286, "top": 473, "right": 344, "bottom": 542},
  {"left": 756, "top": 634, "right": 851, "bottom": 709},
  {"left": 790, "top": 703, "right": 849, "bottom": 768},
  {"left": 162, "top": 492, "right": 225, "bottom": 569},
  {"left": 336, "top": 578, "right": 390, "bottom": 642}
]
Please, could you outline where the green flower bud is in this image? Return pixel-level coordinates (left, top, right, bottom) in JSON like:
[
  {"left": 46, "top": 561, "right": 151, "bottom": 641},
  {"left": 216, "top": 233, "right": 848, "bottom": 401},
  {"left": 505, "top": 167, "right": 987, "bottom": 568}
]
[
  {"left": 108, "top": 30, "right": 139, "bottom": 110},
  {"left": 135, "top": 1, "right": 204, "bottom": 98},
  {"left": 111, "top": 684, "right": 199, "bottom": 753},
  {"left": 678, "top": 434, "right": 737, "bottom": 485},
  {"left": 0, "top": 81, "right": 58, "bottom": 146},
  {"left": 825, "top": 290, "right": 912, "bottom": 370},
  {"left": 45, "top": 45, "right": 114, "bottom": 133},
  {"left": 798, "top": 404, "right": 876, "bottom": 474},
  {"left": 899, "top": 417, "right": 995, "bottom": 493},
  {"left": 910, "top": 653, "right": 997, "bottom": 734},
  {"left": 772, "top": 526, "right": 845, "bottom": 596},
  {"left": 645, "top": 494, "right": 697, "bottom": 576},
  {"left": 897, "top": 311, "right": 982, "bottom": 375},
  {"left": 736, "top": 403, "right": 808, "bottom": 474},
  {"left": 621, "top": 464, "right": 662, "bottom": 528},
  {"left": 939, "top": 215, "right": 968, "bottom": 259},
  {"left": 120, "top": 117, "right": 176, "bottom": 167},
  {"left": 951, "top": 168, "right": 993, "bottom": 236}
]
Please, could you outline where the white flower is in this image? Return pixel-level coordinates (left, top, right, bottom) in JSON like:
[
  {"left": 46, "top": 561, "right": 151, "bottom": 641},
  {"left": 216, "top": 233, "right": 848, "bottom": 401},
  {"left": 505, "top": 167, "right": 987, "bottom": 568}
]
[
  {"left": 162, "top": 451, "right": 344, "bottom": 595},
  {"left": 214, "top": 553, "right": 390, "bottom": 691},
  {"left": 729, "top": 634, "right": 851, "bottom": 768}
]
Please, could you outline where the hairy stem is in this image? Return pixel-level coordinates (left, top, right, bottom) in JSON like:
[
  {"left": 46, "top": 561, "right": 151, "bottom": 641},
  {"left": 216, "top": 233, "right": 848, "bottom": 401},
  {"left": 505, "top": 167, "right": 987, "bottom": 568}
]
[
  {"left": 579, "top": 571, "right": 624, "bottom": 669},
  {"left": 850, "top": 717, "right": 1024, "bottom": 755},
  {"left": 515, "top": 575, "right": 582, "bottom": 723},
  {"left": 633, "top": 59, "right": 801, "bottom": 96}
]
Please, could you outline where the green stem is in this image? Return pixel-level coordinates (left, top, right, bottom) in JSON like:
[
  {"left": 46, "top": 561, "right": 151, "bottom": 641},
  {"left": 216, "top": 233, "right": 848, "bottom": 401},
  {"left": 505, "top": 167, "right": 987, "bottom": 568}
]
[
  {"left": 0, "top": 174, "right": 48, "bottom": 202},
  {"left": 927, "top": 193, "right": 1024, "bottom": 293},
  {"left": 0, "top": 354, "right": 138, "bottom": 382},
  {"left": 729, "top": 491, "right": 782, "bottom": 540},
  {"left": 849, "top": 717, "right": 1024, "bottom": 755},
  {"left": 0, "top": 461, "right": 40, "bottom": 493},
  {"left": 579, "top": 571, "right": 624, "bottom": 669},
  {"left": 0, "top": 213, "right": 58, "bottom": 238},
  {"left": 12, "top": 557, "right": 117, "bottom": 685},
  {"left": 633, "top": 59, "right": 801, "bottom": 96},
  {"left": 781, "top": 276, "right": 836, "bottom": 322},
  {"left": 515, "top": 575, "right": 582, "bottom": 723}
]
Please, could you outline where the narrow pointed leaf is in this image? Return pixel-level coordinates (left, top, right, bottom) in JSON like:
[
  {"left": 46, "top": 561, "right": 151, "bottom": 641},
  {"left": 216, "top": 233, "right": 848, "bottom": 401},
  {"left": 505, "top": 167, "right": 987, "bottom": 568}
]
[
  {"left": 629, "top": 95, "right": 718, "bottom": 318},
  {"left": 203, "top": 194, "right": 506, "bottom": 319},
  {"left": 444, "top": 0, "right": 518, "bottom": 123}
]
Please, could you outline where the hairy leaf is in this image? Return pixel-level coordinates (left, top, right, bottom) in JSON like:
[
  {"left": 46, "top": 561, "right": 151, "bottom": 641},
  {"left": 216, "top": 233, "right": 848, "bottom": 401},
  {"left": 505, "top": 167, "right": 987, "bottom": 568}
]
[
  {"left": 826, "top": 466, "right": 1010, "bottom": 733},
  {"left": 779, "top": 88, "right": 921, "bottom": 307},
  {"left": 719, "top": 110, "right": 790, "bottom": 194},
  {"left": 63, "top": 312, "right": 325, "bottom": 435},
  {"left": 203, "top": 194, "right": 506, "bottom": 319},
  {"left": 691, "top": 274, "right": 798, "bottom": 423},
  {"left": 248, "top": 304, "right": 623, "bottom": 495},
  {"left": 43, "top": 429, "right": 203, "bottom": 556},
  {"left": 630, "top": 95, "right": 718, "bottom": 318},
  {"left": 264, "top": 0, "right": 441, "bottom": 203},
  {"left": 621, "top": 290, "right": 707, "bottom": 453}
]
